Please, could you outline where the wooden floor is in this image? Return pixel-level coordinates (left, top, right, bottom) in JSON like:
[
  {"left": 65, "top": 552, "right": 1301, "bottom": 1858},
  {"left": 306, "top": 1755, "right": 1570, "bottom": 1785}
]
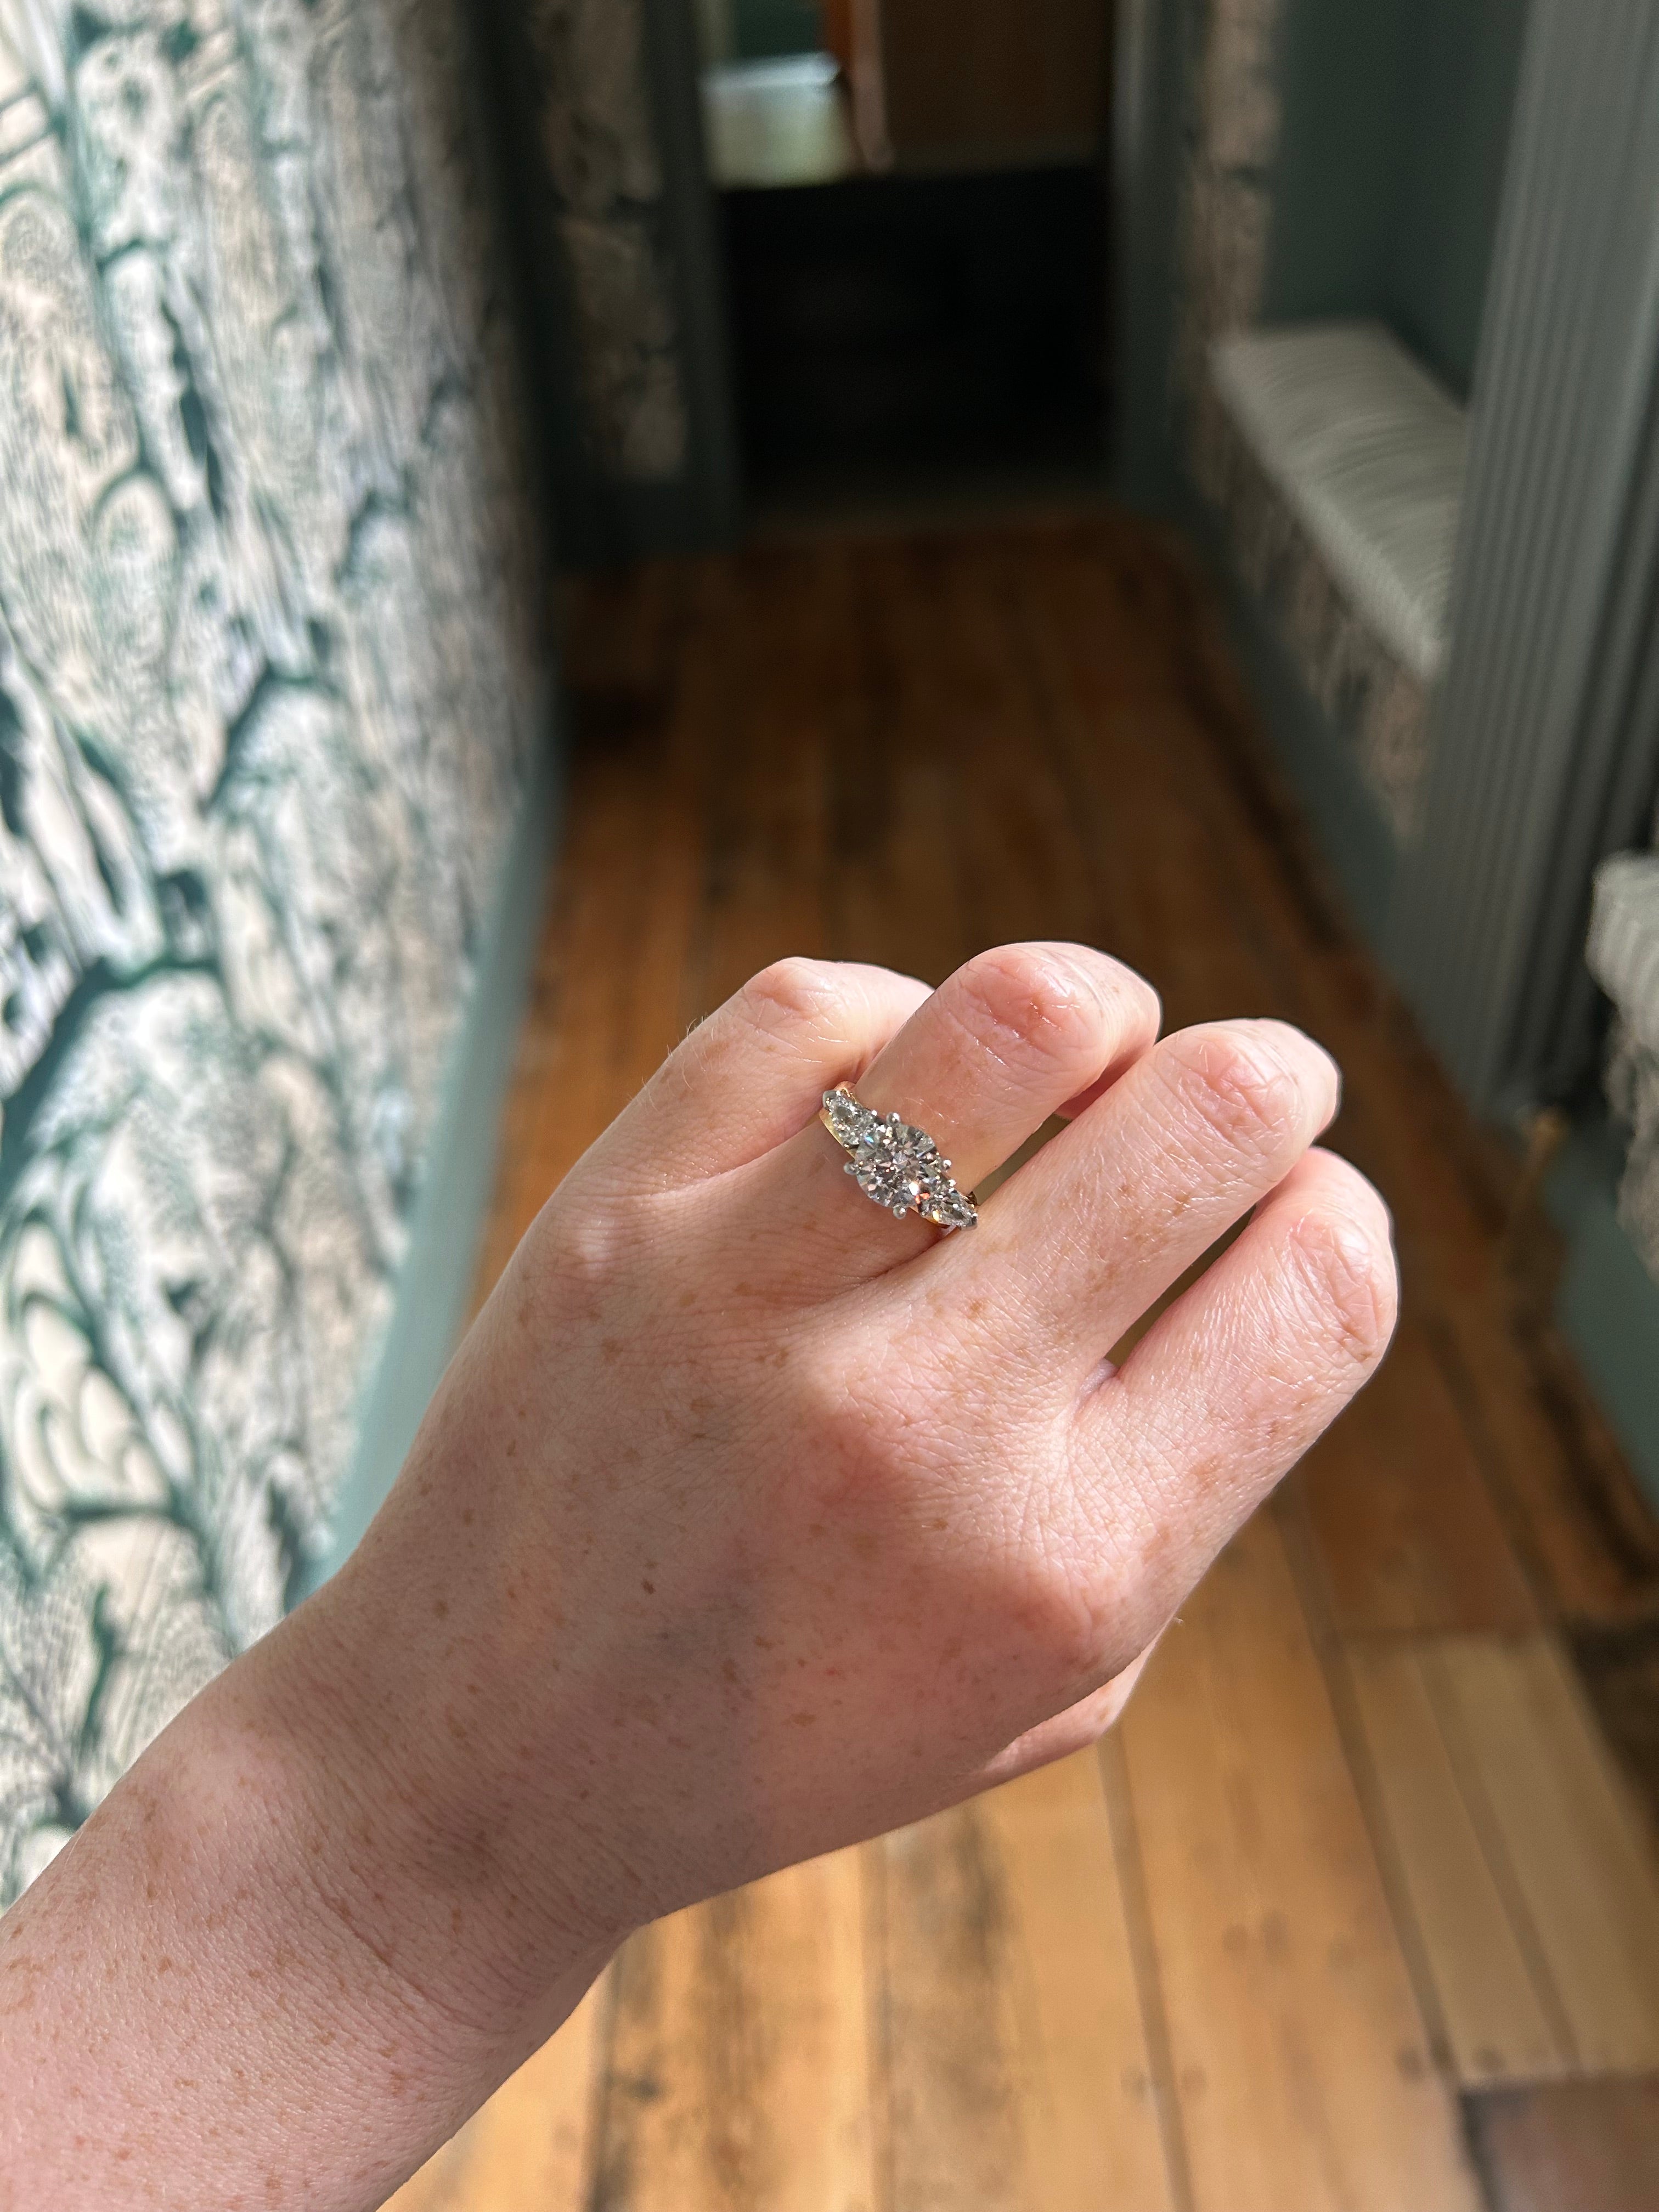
[{"left": 388, "top": 514, "right": 1659, "bottom": 2212}]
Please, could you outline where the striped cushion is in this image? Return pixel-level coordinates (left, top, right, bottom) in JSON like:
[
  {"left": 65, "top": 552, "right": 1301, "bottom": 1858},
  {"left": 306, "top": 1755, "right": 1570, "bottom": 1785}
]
[{"left": 1211, "top": 320, "right": 1467, "bottom": 685}]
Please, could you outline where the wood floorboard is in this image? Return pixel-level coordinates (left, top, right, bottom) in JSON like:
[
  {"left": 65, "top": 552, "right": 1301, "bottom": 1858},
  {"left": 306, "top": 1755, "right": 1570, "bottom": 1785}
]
[
  {"left": 1464, "top": 2076, "right": 1659, "bottom": 2212},
  {"left": 1116, "top": 1513, "right": 1483, "bottom": 2212},
  {"left": 443, "top": 1982, "right": 608, "bottom": 2211},
  {"left": 689, "top": 548, "right": 836, "bottom": 1009},
  {"left": 1288, "top": 1322, "right": 1540, "bottom": 1637},
  {"left": 1345, "top": 1640, "right": 1572, "bottom": 2085},
  {"left": 591, "top": 1853, "right": 875, "bottom": 2212},
  {"left": 830, "top": 540, "right": 978, "bottom": 983},
  {"left": 1422, "top": 1634, "right": 1659, "bottom": 2075},
  {"left": 1096, "top": 1731, "right": 1197, "bottom": 2212},
  {"left": 379, "top": 2137, "right": 470, "bottom": 2212},
  {"left": 394, "top": 514, "right": 1659, "bottom": 2212},
  {"left": 874, "top": 1751, "right": 1177, "bottom": 2212},
  {"left": 381, "top": 1982, "right": 607, "bottom": 2211},
  {"left": 875, "top": 1801, "right": 1039, "bottom": 2211},
  {"left": 1570, "top": 1615, "right": 1659, "bottom": 1836},
  {"left": 977, "top": 1753, "right": 1177, "bottom": 2211}
]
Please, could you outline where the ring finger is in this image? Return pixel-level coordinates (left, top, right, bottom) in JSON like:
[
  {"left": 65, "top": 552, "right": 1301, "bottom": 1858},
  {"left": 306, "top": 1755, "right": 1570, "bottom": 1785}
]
[{"left": 739, "top": 941, "right": 1161, "bottom": 1274}]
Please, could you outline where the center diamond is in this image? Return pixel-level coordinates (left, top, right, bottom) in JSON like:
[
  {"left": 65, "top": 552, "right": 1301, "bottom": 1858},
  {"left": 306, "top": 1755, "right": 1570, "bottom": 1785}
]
[{"left": 819, "top": 1088, "right": 978, "bottom": 1230}]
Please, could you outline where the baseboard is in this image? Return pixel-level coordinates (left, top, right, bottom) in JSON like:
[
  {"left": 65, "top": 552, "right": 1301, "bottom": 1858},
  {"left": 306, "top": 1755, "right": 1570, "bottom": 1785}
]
[
  {"left": 1547, "top": 1120, "right": 1659, "bottom": 1514},
  {"left": 295, "top": 698, "right": 564, "bottom": 1598},
  {"left": 552, "top": 470, "right": 740, "bottom": 569}
]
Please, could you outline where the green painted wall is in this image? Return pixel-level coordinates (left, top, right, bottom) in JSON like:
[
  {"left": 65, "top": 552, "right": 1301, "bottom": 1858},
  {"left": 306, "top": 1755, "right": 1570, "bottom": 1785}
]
[
  {"left": 732, "top": 0, "right": 825, "bottom": 59},
  {"left": 1384, "top": 0, "right": 1531, "bottom": 394},
  {"left": 298, "top": 719, "right": 562, "bottom": 1596},
  {"left": 1266, "top": 0, "right": 1530, "bottom": 396},
  {"left": 1262, "top": 1, "right": 1407, "bottom": 332},
  {"left": 1549, "top": 1123, "right": 1659, "bottom": 1515}
]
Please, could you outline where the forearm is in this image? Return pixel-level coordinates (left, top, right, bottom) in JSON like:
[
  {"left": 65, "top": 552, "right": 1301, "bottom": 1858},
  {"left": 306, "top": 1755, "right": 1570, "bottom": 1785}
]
[{"left": 0, "top": 1588, "right": 613, "bottom": 2212}]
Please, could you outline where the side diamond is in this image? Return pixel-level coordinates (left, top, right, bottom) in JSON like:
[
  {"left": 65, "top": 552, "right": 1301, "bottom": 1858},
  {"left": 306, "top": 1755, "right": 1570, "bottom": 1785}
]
[
  {"left": 921, "top": 1179, "right": 978, "bottom": 1232},
  {"left": 821, "top": 1087, "right": 873, "bottom": 1146}
]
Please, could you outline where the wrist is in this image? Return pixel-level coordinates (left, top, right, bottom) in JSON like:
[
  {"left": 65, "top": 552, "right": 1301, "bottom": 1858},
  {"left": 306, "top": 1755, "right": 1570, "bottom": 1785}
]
[
  {"left": 251, "top": 1561, "right": 622, "bottom": 2049},
  {"left": 0, "top": 1613, "right": 609, "bottom": 2210}
]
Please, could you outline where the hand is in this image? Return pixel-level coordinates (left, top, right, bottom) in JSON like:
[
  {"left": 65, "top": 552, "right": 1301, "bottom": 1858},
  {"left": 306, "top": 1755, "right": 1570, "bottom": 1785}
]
[
  {"left": 324, "top": 941, "right": 1394, "bottom": 1980},
  {"left": 1, "top": 944, "right": 1396, "bottom": 2211}
]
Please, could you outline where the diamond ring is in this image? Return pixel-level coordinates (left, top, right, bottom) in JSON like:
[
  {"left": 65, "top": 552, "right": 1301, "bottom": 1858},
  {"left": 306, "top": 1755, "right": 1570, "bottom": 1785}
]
[{"left": 819, "top": 1085, "right": 978, "bottom": 1231}]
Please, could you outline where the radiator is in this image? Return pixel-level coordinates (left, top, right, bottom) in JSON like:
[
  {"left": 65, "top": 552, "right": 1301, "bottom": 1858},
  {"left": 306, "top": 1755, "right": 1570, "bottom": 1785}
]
[{"left": 1389, "top": 0, "right": 1659, "bottom": 1116}]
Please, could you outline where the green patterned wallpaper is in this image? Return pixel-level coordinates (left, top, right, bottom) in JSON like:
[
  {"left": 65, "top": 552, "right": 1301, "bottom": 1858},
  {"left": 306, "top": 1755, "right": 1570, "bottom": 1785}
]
[{"left": 0, "top": 0, "right": 545, "bottom": 1901}]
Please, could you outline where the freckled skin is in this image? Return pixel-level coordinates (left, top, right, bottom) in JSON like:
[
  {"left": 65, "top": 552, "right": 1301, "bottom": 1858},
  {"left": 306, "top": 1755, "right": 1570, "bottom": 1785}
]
[{"left": 0, "top": 945, "right": 1395, "bottom": 2212}]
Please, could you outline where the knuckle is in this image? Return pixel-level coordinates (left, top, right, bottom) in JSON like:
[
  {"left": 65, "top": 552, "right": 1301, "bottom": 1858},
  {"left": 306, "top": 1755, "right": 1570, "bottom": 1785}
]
[
  {"left": 1287, "top": 1204, "right": 1398, "bottom": 1368},
  {"left": 1016, "top": 1570, "right": 1111, "bottom": 1686},
  {"left": 947, "top": 944, "right": 1122, "bottom": 1079},
  {"left": 517, "top": 1188, "right": 631, "bottom": 1327},
  {"left": 1163, "top": 1021, "right": 1318, "bottom": 1155},
  {"left": 738, "top": 956, "right": 843, "bottom": 1033},
  {"left": 538, "top": 1184, "right": 633, "bottom": 1277}
]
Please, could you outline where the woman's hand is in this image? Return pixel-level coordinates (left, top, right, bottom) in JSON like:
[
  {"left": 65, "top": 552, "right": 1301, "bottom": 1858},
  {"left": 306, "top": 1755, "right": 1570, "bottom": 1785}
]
[
  {"left": 318, "top": 940, "right": 1393, "bottom": 2014},
  {"left": 1, "top": 945, "right": 1396, "bottom": 2212}
]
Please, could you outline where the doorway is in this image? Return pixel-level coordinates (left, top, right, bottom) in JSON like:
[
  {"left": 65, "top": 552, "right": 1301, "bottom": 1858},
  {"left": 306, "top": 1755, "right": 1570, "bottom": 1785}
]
[{"left": 695, "top": 1, "right": 1116, "bottom": 513}]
